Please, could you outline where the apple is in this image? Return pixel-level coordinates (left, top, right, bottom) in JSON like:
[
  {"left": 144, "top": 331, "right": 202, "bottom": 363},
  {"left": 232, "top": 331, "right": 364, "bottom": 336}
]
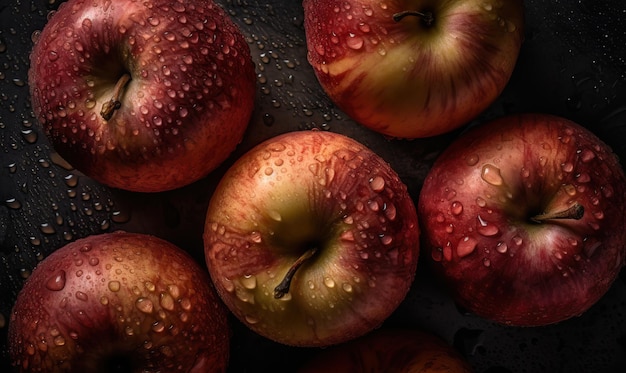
[
  {"left": 8, "top": 231, "right": 230, "bottom": 372},
  {"left": 299, "top": 328, "right": 473, "bottom": 372},
  {"left": 203, "top": 130, "right": 420, "bottom": 347},
  {"left": 29, "top": 0, "right": 256, "bottom": 192},
  {"left": 417, "top": 113, "right": 626, "bottom": 326},
  {"left": 303, "top": 0, "right": 524, "bottom": 139}
]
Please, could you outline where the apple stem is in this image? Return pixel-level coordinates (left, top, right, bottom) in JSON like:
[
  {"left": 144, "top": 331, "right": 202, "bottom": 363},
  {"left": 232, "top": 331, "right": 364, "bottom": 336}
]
[
  {"left": 531, "top": 203, "right": 584, "bottom": 223},
  {"left": 274, "top": 247, "right": 318, "bottom": 299},
  {"left": 100, "top": 73, "right": 131, "bottom": 121},
  {"left": 392, "top": 10, "right": 435, "bottom": 26}
]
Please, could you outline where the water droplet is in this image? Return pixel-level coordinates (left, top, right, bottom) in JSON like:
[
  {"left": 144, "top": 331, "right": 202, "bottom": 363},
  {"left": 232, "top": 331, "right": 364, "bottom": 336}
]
[
  {"left": 477, "top": 215, "right": 500, "bottom": 237},
  {"left": 457, "top": 236, "right": 477, "bottom": 258},
  {"left": 108, "top": 281, "right": 121, "bottom": 292},
  {"left": 370, "top": 176, "right": 385, "bottom": 192},
  {"left": 466, "top": 154, "right": 480, "bottom": 166},
  {"left": 75, "top": 291, "right": 88, "bottom": 301},
  {"left": 323, "top": 277, "right": 335, "bottom": 288},
  {"left": 152, "top": 321, "right": 166, "bottom": 333},
  {"left": 451, "top": 201, "right": 463, "bottom": 215},
  {"left": 496, "top": 242, "right": 508, "bottom": 254},
  {"left": 45, "top": 270, "right": 66, "bottom": 291},
  {"left": 481, "top": 164, "right": 504, "bottom": 186},
  {"left": 346, "top": 33, "right": 364, "bottom": 49},
  {"left": 241, "top": 275, "right": 257, "bottom": 290},
  {"left": 136, "top": 298, "right": 154, "bottom": 314},
  {"left": 160, "top": 292, "right": 175, "bottom": 311}
]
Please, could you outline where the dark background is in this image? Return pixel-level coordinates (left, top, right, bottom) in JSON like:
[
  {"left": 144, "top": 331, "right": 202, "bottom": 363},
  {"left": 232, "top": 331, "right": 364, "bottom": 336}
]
[{"left": 1, "top": 0, "right": 625, "bottom": 372}]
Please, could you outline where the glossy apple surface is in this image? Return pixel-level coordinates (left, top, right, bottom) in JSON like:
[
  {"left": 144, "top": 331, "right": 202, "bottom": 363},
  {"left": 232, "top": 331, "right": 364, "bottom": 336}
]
[
  {"left": 29, "top": 0, "right": 256, "bottom": 192},
  {"left": 303, "top": 0, "right": 524, "bottom": 138},
  {"left": 204, "top": 130, "right": 419, "bottom": 346},
  {"left": 299, "top": 328, "right": 473, "bottom": 372},
  {"left": 8, "top": 231, "right": 230, "bottom": 372},
  {"left": 418, "top": 113, "right": 626, "bottom": 326}
]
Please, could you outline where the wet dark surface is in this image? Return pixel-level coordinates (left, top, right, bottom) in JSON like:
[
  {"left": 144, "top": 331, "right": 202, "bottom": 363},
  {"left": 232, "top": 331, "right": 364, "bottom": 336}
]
[{"left": 1, "top": 0, "right": 625, "bottom": 372}]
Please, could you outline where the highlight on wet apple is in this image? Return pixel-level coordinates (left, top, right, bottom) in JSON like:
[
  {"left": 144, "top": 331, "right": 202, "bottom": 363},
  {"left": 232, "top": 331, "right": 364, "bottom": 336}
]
[{"left": 204, "top": 130, "right": 420, "bottom": 347}]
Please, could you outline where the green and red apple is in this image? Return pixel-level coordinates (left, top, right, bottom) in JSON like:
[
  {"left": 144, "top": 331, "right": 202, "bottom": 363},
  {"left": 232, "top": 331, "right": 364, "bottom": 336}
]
[
  {"left": 29, "top": 0, "right": 256, "bottom": 192},
  {"left": 204, "top": 130, "right": 420, "bottom": 346},
  {"left": 418, "top": 113, "right": 626, "bottom": 325},
  {"left": 303, "top": 0, "right": 525, "bottom": 138},
  {"left": 8, "top": 231, "right": 230, "bottom": 372}
]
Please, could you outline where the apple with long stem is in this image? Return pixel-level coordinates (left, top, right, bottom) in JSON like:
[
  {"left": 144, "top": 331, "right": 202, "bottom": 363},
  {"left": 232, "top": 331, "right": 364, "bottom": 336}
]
[
  {"left": 8, "top": 231, "right": 230, "bottom": 372},
  {"left": 418, "top": 113, "right": 626, "bottom": 326},
  {"left": 28, "top": 0, "right": 256, "bottom": 192},
  {"left": 204, "top": 130, "right": 420, "bottom": 347},
  {"left": 303, "top": 0, "right": 524, "bottom": 138},
  {"left": 299, "top": 328, "right": 473, "bottom": 372}
]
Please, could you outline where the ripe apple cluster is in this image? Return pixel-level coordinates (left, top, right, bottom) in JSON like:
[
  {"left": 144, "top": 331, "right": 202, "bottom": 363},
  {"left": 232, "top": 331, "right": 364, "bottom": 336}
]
[{"left": 10, "top": 0, "right": 626, "bottom": 371}]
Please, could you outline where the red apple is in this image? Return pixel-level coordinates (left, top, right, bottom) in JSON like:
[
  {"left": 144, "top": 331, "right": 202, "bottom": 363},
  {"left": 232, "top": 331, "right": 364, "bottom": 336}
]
[
  {"left": 8, "top": 231, "right": 230, "bottom": 372},
  {"left": 204, "top": 130, "right": 419, "bottom": 347},
  {"left": 303, "top": 0, "right": 524, "bottom": 138},
  {"left": 418, "top": 113, "right": 626, "bottom": 326},
  {"left": 29, "top": 0, "right": 256, "bottom": 192},
  {"left": 299, "top": 328, "right": 473, "bottom": 372}
]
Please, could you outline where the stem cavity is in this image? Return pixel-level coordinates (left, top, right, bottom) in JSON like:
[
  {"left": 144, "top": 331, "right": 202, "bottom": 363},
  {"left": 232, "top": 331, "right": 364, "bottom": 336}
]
[
  {"left": 100, "top": 73, "right": 131, "bottom": 121},
  {"left": 274, "top": 247, "right": 318, "bottom": 299},
  {"left": 531, "top": 203, "right": 585, "bottom": 223},
  {"left": 392, "top": 10, "right": 435, "bottom": 27}
]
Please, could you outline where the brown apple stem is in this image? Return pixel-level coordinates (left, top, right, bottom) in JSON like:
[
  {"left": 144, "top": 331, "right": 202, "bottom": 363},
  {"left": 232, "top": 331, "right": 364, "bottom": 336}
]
[
  {"left": 100, "top": 73, "right": 131, "bottom": 121},
  {"left": 274, "top": 247, "right": 318, "bottom": 299},
  {"left": 392, "top": 10, "right": 434, "bottom": 26},
  {"left": 531, "top": 203, "right": 584, "bottom": 223}
]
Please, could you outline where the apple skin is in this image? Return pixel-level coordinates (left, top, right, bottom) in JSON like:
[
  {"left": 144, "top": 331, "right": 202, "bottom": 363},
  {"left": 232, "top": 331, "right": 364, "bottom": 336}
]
[
  {"left": 204, "top": 130, "right": 420, "bottom": 347},
  {"left": 299, "top": 328, "right": 473, "bottom": 372},
  {"left": 303, "top": 0, "right": 524, "bottom": 139},
  {"left": 417, "top": 113, "right": 626, "bottom": 326},
  {"left": 8, "top": 231, "right": 230, "bottom": 372},
  {"left": 29, "top": 0, "right": 256, "bottom": 192}
]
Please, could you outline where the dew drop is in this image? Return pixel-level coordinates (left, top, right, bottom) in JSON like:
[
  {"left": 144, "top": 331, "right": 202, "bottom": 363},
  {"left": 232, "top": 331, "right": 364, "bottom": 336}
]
[
  {"left": 323, "top": 277, "right": 335, "bottom": 288},
  {"left": 481, "top": 164, "right": 504, "bottom": 186},
  {"left": 108, "top": 281, "right": 121, "bottom": 292},
  {"left": 75, "top": 291, "right": 88, "bottom": 301},
  {"left": 346, "top": 34, "right": 364, "bottom": 49},
  {"left": 160, "top": 292, "right": 175, "bottom": 311},
  {"left": 241, "top": 275, "right": 257, "bottom": 290},
  {"left": 135, "top": 298, "right": 154, "bottom": 314},
  {"left": 451, "top": 201, "right": 463, "bottom": 215},
  {"left": 370, "top": 176, "right": 385, "bottom": 192},
  {"left": 45, "top": 270, "right": 66, "bottom": 291},
  {"left": 457, "top": 236, "right": 477, "bottom": 258}
]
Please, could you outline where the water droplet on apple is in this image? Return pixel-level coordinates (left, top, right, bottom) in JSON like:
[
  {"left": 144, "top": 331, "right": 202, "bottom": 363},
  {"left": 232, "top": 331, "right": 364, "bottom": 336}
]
[
  {"left": 580, "top": 149, "right": 596, "bottom": 162},
  {"left": 451, "top": 201, "right": 463, "bottom": 215},
  {"left": 457, "top": 236, "right": 478, "bottom": 258},
  {"left": 481, "top": 164, "right": 504, "bottom": 186},
  {"left": 346, "top": 33, "right": 364, "bottom": 50},
  {"left": 477, "top": 215, "right": 500, "bottom": 237},
  {"left": 466, "top": 154, "right": 480, "bottom": 166},
  {"left": 483, "top": 258, "right": 491, "bottom": 267},
  {"left": 342, "top": 283, "right": 353, "bottom": 293},
  {"left": 75, "top": 291, "right": 88, "bottom": 301},
  {"left": 241, "top": 275, "right": 257, "bottom": 290},
  {"left": 512, "top": 236, "right": 523, "bottom": 246},
  {"left": 53, "top": 335, "right": 66, "bottom": 346},
  {"left": 323, "top": 277, "right": 335, "bottom": 288},
  {"left": 160, "top": 292, "right": 176, "bottom": 311},
  {"left": 370, "top": 176, "right": 385, "bottom": 192},
  {"left": 45, "top": 270, "right": 66, "bottom": 291},
  {"left": 245, "top": 315, "right": 259, "bottom": 324},
  {"left": 108, "top": 280, "right": 121, "bottom": 292},
  {"left": 496, "top": 242, "right": 508, "bottom": 254},
  {"left": 136, "top": 298, "right": 154, "bottom": 314}
]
